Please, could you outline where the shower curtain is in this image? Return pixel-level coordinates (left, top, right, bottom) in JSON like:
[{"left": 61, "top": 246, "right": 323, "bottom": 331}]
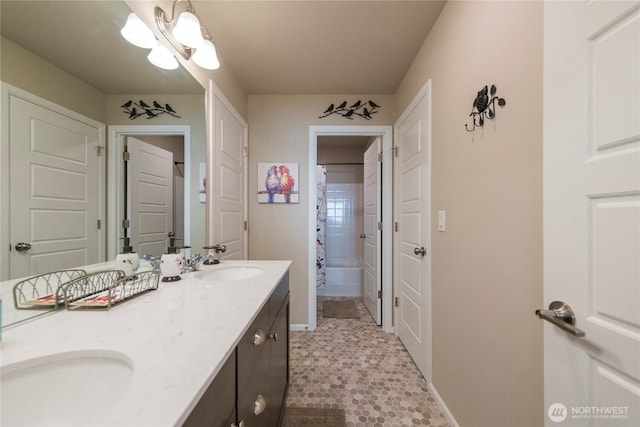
[{"left": 316, "top": 165, "right": 327, "bottom": 289}]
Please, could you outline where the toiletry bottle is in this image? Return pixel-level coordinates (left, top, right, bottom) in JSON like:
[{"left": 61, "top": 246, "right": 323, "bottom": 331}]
[
  {"left": 160, "top": 232, "right": 186, "bottom": 282},
  {"left": 115, "top": 238, "right": 140, "bottom": 276}
]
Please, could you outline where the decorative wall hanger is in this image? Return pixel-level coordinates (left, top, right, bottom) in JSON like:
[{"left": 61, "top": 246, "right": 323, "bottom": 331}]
[
  {"left": 319, "top": 100, "right": 380, "bottom": 120},
  {"left": 465, "top": 85, "right": 506, "bottom": 131},
  {"left": 121, "top": 100, "right": 181, "bottom": 120}
]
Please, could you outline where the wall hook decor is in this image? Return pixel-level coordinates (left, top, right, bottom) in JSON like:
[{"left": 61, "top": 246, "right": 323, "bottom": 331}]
[
  {"left": 319, "top": 100, "right": 380, "bottom": 120},
  {"left": 465, "top": 85, "right": 506, "bottom": 132},
  {"left": 121, "top": 99, "right": 181, "bottom": 120}
]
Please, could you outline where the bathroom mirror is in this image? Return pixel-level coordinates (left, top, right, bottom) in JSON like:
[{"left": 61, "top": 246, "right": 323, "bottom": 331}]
[{"left": 0, "top": 0, "right": 205, "bottom": 326}]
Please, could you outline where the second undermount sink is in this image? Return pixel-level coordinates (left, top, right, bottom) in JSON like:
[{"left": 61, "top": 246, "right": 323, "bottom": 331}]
[
  {"left": 193, "top": 265, "right": 265, "bottom": 282},
  {"left": 1, "top": 350, "right": 134, "bottom": 426}
]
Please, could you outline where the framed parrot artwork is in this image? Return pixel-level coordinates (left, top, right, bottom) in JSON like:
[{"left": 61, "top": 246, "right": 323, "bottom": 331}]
[{"left": 258, "top": 162, "right": 299, "bottom": 204}]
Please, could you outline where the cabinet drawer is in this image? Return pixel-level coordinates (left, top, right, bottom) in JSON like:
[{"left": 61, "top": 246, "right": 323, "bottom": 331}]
[
  {"left": 269, "top": 272, "right": 289, "bottom": 326},
  {"left": 237, "top": 349, "right": 270, "bottom": 427},
  {"left": 183, "top": 349, "right": 236, "bottom": 427},
  {"left": 237, "top": 302, "right": 269, "bottom": 393}
]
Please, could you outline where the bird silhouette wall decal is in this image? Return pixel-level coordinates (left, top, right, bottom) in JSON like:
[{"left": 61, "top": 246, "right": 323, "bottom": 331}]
[
  {"left": 319, "top": 99, "right": 380, "bottom": 120},
  {"left": 121, "top": 99, "right": 181, "bottom": 120}
]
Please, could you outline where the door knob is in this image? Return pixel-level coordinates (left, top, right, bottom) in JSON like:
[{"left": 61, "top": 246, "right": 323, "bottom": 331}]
[
  {"left": 536, "top": 301, "right": 585, "bottom": 337},
  {"left": 414, "top": 247, "right": 426, "bottom": 257},
  {"left": 360, "top": 233, "right": 366, "bottom": 239},
  {"left": 15, "top": 242, "right": 32, "bottom": 252}
]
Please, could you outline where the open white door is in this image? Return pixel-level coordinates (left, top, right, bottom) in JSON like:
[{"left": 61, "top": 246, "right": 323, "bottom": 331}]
[
  {"left": 543, "top": 2, "right": 640, "bottom": 425},
  {"left": 210, "top": 89, "right": 247, "bottom": 259},
  {"left": 363, "top": 137, "right": 382, "bottom": 325},
  {"left": 394, "top": 82, "right": 432, "bottom": 380},
  {"left": 8, "top": 94, "right": 102, "bottom": 278},
  {"left": 127, "top": 137, "right": 173, "bottom": 258}
]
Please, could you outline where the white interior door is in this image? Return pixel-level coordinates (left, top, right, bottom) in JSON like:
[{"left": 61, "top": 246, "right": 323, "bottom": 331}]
[
  {"left": 543, "top": 2, "right": 640, "bottom": 425},
  {"left": 9, "top": 94, "right": 102, "bottom": 278},
  {"left": 394, "top": 84, "right": 432, "bottom": 380},
  {"left": 127, "top": 137, "right": 173, "bottom": 258},
  {"left": 211, "top": 93, "right": 246, "bottom": 259},
  {"left": 363, "top": 137, "right": 382, "bottom": 325}
]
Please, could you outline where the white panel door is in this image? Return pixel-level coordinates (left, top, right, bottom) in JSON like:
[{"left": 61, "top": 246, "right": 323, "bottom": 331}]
[
  {"left": 212, "top": 95, "right": 246, "bottom": 259},
  {"left": 127, "top": 137, "right": 173, "bottom": 258},
  {"left": 9, "top": 95, "right": 101, "bottom": 278},
  {"left": 363, "top": 137, "right": 382, "bottom": 325},
  {"left": 394, "top": 86, "right": 431, "bottom": 379},
  {"left": 543, "top": 2, "right": 640, "bottom": 425}
]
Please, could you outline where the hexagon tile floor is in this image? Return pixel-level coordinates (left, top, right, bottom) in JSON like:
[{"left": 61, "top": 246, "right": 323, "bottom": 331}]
[{"left": 286, "top": 297, "right": 450, "bottom": 426}]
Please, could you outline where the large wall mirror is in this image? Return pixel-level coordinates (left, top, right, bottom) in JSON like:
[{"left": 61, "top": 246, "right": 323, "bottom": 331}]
[{"left": 0, "top": 0, "right": 205, "bottom": 325}]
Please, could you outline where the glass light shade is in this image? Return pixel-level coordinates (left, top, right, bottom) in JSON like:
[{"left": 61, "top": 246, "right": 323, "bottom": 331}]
[
  {"left": 147, "top": 44, "right": 179, "bottom": 70},
  {"left": 192, "top": 40, "right": 220, "bottom": 70},
  {"left": 121, "top": 13, "right": 157, "bottom": 49},
  {"left": 171, "top": 11, "right": 204, "bottom": 48}
]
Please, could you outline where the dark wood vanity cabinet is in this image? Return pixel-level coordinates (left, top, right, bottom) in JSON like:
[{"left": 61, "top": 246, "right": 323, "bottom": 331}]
[
  {"left": 237, "top": 273, "right": 290, "bottom": 427},
  {"left": 184, "top": 272, "right": 290, "bottom": 427}
]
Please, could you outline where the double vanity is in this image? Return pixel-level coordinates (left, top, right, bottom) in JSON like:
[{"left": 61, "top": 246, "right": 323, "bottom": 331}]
[{"left": 1, "top": 260, "right": 291, "bottom": 426}]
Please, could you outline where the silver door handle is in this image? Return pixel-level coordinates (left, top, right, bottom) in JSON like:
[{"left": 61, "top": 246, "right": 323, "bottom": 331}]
[
  {"left": 536, "top": 301, "right": 585, "bottom": 337},
  {"left": 414, "top": 247, "right": 426, "bottom": 257},
  {"left": 15, "top": 242, "right": 32, "bottom": 252}
]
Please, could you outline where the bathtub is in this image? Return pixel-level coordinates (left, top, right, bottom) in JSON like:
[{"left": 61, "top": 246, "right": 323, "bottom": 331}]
[{"left": 317, "top": 262, "right": 363, "bottom": 297}]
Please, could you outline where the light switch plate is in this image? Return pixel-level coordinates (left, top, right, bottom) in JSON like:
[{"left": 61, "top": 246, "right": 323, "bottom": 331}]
[{"left": 438, "top": 210, "right": 446, "bottom": 232}]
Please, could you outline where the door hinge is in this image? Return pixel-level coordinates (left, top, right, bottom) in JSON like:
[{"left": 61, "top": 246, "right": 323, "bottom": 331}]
[
  {"left": 394, "top": 221, "right": 398, "bottom": 232},
  {"left": 395, "top": 296, "right": 399, "bottom": 307},
  {"left": 243, "top": 146, "right": 248, "bottom": 157},
  {"left": 97, "top": 145, "right": 104, "bottom": 156},
  {"left": 392, "top": 146, "right": 398, "bottom": 157},
  {"left": 377, "top": 152, "right": 383, "bottom": 162},
  {"left": 122, "top": 219, "right": 130, "bottom": 229},
  {"left": 97, "top": 219, "right": 102, "bottom": 230},
  {"left": 378, "top": 290, "right": 382, "bottom": 299},
  {"left": 377, "top": 221, "right": 383, "bottom": 231},
  {"left": 122, "top": 150, "right": 130, "bottom": 161},
  {"left": 244, "top": 220, "right": 248, "bottom": 231}
]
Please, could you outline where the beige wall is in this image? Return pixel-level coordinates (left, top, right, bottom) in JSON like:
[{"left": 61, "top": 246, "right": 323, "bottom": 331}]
[
  {"left": 106, "top": 94, "right": 207, "bottom": 252},
  {"left": 1, "top": 37, "right": 106, "bottom": 122},
  {"left": 395, "top": 1, "right": 543, "bottom": 426},
  {"left": 247, "top": 94, "right": 394, "bottom": 325}
]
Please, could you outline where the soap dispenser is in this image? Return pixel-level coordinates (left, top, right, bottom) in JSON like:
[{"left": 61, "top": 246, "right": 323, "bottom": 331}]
[
  {"left": 115, "top": 238, "right": 140, "bottom": 276},
  {"left": 160, "top": 232, "right": 188, "bottom": 282}
]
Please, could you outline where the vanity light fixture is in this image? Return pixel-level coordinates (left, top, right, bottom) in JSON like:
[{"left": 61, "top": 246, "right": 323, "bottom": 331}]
[
  {"left": 120, "top": 1, "right": 220, "bottom": 71},
  {"left": 154, "top": 0, "right": 220, "bottom": 69}
]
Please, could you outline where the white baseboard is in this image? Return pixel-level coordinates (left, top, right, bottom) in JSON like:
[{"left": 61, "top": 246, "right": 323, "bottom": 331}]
[
  {"left": 428, "top": 382, "right": 460, "bottom": 427},
  {"left": 290, "top": 324, "right": 310, "bottom": 331}
]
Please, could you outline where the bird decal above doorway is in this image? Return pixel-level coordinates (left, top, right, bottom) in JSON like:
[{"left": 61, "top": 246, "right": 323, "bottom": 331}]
[
  {"left": 121, "top": 100, "right": 181, "bottom": 120},
  {"left": 319, "top": 100, "right": 380, "bottom": 120}
]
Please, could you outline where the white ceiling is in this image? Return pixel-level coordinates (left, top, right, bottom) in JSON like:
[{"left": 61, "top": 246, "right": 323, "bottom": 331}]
[{"left": 0, "top": 1, "right": 445, "bottom": 96}]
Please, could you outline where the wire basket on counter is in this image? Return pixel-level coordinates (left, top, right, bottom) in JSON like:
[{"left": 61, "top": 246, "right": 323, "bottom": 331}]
[
  {"left": 63, "top": 270, "right": 160, "bottom": 310},
  {"left": 13, "top": 269, "right": 88, "bottom": 310}
]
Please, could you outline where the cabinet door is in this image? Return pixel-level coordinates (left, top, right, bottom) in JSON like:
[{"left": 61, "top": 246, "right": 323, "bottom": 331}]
[
  {"left": 268, "top": 297, "right": 289, "bottom": 427},
  {"left": 183, "top": 349, "right": 236, "bottom": 427},
  {"left": 237, "top": 349, "right": 270, "bottom": 427}
]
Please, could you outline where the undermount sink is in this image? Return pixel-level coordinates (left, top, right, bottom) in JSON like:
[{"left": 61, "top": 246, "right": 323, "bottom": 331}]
[
  {"left": 193, "top": 265, "right": 265, "bottom": 282},
  {"left": 1, "top": 350, "right": 134, "bottom": 426}
]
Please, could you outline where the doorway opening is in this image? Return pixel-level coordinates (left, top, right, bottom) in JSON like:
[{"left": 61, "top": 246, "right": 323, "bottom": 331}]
[
  {"left": 308, "top": 125, "right": 393, "bottom": 333},
  {"left": 107, "top": 125, "right": 191, "bottom": 260}
]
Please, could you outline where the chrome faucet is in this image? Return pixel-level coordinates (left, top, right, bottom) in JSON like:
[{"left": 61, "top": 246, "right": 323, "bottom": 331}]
[
  {"left": 182, "top": 254, "right": 204, "bottom": 273},
  {"left": 203, "top": 244, "right": 226, "bottom": 265}
]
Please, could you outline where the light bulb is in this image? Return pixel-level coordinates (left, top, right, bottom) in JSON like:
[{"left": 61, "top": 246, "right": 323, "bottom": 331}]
[
  {"left": 193, "top": 40, "right": 220, "bottom": 70},
  {"left": 171, "top": 11, "right": 204, "bottom": 48},
  {"left": 121, "top": 13, "right": 157, "bottom": 49},
  {"left": 147, "top": 44, "right": 179, "bottom": 70}
]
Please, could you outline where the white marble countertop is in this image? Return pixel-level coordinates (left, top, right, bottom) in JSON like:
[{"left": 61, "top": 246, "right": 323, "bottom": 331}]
[{"left": 0, "top": 260, "right": 291, "bottom": 426}]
